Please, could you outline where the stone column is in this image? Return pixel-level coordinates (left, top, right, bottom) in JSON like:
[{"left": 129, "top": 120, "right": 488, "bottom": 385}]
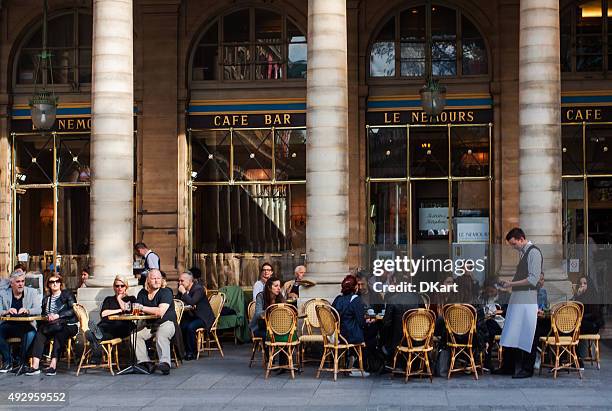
[
  {"left": 87, "top": 0, "right": 134, "bottom": 287},
  {"left": 518, "top": 0, "right": 570, "bottom": 300},
  {"left": 0, "top": 105, "right": 11, "bottom": 277},
  {"left": 302, "top": 0, "right": 349, "bottom": 299}
]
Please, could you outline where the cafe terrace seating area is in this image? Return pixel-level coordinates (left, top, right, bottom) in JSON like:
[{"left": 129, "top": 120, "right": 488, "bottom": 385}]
[{"left": 0, "top": 290, "right": 604, "bottom": 382}]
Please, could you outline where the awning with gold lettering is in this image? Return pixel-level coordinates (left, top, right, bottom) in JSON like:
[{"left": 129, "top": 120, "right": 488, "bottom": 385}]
[
  {"left": 562, "top": 92, "right": 612, "bottom": 122},
  {"left": 188, "top": 99, "right": 306, "bottom": 129},
  {"left": 366, "top": 94, "right": 493, "bottom": 125},
  {"left": 10, "top": 104, "right": 138, "bottom": 133}
]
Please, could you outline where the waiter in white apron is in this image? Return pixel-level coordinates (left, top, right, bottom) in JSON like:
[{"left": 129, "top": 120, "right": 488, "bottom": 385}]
[{"left": 495, "top": 227, "right": 541, "bottom": 378}]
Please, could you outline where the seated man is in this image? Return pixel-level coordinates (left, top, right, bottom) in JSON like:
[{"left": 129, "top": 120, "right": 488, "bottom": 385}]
[
  {"left": 177, "top": 271, "right": 215, "bottom": 360},
  {"left": 282, "top": 265, "right": 306, "bottom": 300},
  {"left": 0, "top": 271, "right": 41, "bottom": 372},
  {"left": 133, "top": 269, "right": 176, "bottom": 375}
]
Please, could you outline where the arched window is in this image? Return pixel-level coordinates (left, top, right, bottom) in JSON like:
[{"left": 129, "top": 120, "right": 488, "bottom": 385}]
[
  {"left": 15, "top": 10, "right": 92, "bottom": 86},
  {"left": 369, "top": 5, "right": 488, "bottom": 78},
  {"left": 191, "top": 7, "right": 307, "bottom": 81},
  {"left": 561, "top": 0, "right": 611, "bottom": 73}
]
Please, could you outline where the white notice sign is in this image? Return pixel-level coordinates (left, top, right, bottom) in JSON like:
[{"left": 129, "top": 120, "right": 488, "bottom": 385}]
[{"left": 419, "top": 207, "right": 448, "bottom": 232}]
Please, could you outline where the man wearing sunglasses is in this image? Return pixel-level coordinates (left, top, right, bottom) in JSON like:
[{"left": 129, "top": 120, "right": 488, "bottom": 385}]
[{"left": 0, "top": 271, "right": 41, "bottom": 372}]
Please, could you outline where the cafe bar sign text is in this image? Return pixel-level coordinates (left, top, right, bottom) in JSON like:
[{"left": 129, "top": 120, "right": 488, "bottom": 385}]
[{"left": 189, "top": 112, "right": 306, "bottom": 129}]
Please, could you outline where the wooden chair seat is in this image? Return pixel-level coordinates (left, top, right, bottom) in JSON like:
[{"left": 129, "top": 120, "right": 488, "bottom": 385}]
[
  {"left": 266, "top": 340, "right": 300, "bottom": 347},
  {"left": 396, "top": 345, "right": 433, "bottom": 353},
  {"left": 299, "top": 334, "right": 324, "bottom": 343},
  {"left": 580, "top": 334, "right": 600, "bottom": 340},
  {"left": 539, "top": 335, "right": 579, "bottom": 346}
]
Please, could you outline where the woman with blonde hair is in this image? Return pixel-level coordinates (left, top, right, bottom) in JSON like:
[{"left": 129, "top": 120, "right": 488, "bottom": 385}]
[{"left": 86, "top": 274, "right": 137, "bottom": 362}]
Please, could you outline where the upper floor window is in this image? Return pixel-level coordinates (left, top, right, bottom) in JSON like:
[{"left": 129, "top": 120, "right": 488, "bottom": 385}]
[
  {"left": 16, "top": 10, "right": 92, "bottom": 86},
  {"left": 561, "top": 0, "right": 611, "bottom": 73},
  {"left": 369, "top": 5, "right": 488, "bottom": 79},
  {"left": 191, "top": 7, "right": 307, "bottom": 82}
]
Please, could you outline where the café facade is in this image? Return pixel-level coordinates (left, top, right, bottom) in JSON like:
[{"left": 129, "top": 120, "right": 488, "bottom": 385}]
[{"left": 0, "top": 0, "right": 611, "bottom": 302}]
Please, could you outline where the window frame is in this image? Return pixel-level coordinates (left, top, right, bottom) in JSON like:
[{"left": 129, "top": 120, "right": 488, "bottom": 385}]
[
  {"left": 13, "top": 8, "right": 93, "bottom": 92},
  {"left": 367, "top": 4, "right": 490, "bottom": 82},
  {"left": 188, "top": 6, "right": 307, "bottom": 87},
  {"left": 560, "top": 0, "right": 611, "bottom": 77}
]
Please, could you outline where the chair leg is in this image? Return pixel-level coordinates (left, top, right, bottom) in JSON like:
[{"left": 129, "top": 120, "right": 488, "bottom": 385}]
[
  {"left": 448, "top": 347, "right": 456, "bottom": 379},
  {"left": 316, "top": 348, "right": 327, "bottom": 379},
  {"left": 115, "top": 345, "right": 120, "bottom": 371},
  {"left": 196, "top": 331, "right": 202, "bottom": 360},
  {"left": 76, "top": 346, "right": 89, "bottom": 377},
  {"left": 572, "top": 346, "right": 582, "bottom": 379},
  {"left": 249, "top": 341, "right": 257, "bottom": 368},
  {"left": 357, "top": 346, "right": 364, "bottom": 378},
  {"left": 424, "top": 352, "right": 433, "bottom": 383},
  {"left": 405, "top": 353, "right": 412, "bottom": 383},
  {"left": 106, "top": 345, "right": 114, "bottom": 376},
  {"left": 288, "top": 347, "right": 295, "bottom": 379},
  {"left": 553, "top": 347, "right": 560, "bottom": 379},
  {"left": 333, "top": 348, "right": 339, "bottom": 381},
  {"left": 469, "top": 349, "right": 478, "bottom": 380},
  {"left": 265, "top": 346, "right": 275, "bottom": 379},
  {"left": 595, "top": 340, "right": 601, "bottom": 370},
  {"left": 214, "top": 330, "right": 224, "bottom": 357}
]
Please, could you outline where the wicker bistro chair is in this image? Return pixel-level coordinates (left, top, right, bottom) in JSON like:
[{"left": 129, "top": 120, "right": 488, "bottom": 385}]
[
  {"left": 172, "top": 299, "right": 185, "bottom": 367},
  {"left": 579, "top": 333, "right": 601, "bottom": 369},
  {"left": 73, "top": 304, "right": 122, "bottom": 376},
  {"left": 299, "top": 298, "right": 331, "bottom": 368},
  {"left": 196, "top": 292, "right": 225, "bottom": 358},
  {"left": 315, "top": 304, "right": 365, "bottom": 381},
  {"left": 264, "top": 303, "right": 300, "bottom": 379},
  {"left": 247, "top": 300, "right": 265, "bottom": 368},
  {"left": 392, "top": 308, "right": 436, "bottom": 383},
  {"left": 443, "top": 304, "right": 480, "bottom": 380},
  {"left": 539, "top": 301, "right": 584, "bottom": 379}
]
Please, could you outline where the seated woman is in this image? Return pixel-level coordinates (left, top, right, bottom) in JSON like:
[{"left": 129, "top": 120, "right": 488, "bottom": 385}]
[
  {"left": 25, "top": 274, "right": 78, "bottom": 376},
  {"left": 332, "top": 275, "right": 369, "bottom": 376},
  {"left": 87, "top": 275, "right": 137, "bottom": 362},
  {"left": 572, "top": 275, "right": 604, "bottom": 368},
  {"left": 249, "top": 276, "right": 285, "bottom": 340}
]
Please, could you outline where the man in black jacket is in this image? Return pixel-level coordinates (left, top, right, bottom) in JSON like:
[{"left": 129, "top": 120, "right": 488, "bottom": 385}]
[{"left": 177, "top": 271, "right": 215, "bottom": 360}]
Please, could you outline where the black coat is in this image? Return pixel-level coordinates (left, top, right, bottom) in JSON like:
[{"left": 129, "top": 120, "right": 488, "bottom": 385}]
[
  {"left": 177, "top": 283, "right": 215, "bottom": 331},
  {"left": 41, "top": 289, "right": 77, "bottom": 325},
  {"left": 381, "top": 292, "right": 420, "bottom": 353}
]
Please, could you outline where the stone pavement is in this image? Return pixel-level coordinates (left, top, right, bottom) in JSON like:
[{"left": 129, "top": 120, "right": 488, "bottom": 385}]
[{"left": 2, "top": 342, "right": 612, "bottom": 411}]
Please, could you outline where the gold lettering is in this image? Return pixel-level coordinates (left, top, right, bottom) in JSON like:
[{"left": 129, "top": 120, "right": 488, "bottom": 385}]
[
  {"left": 420, "top": 112, "right": 427, "bottom": 123},
  {"left": 264, "top": 114, "right": 272, "bottom": 125},
  {"left": 241, "top": 115, "right": 248, "bottom": 126},
  {"left": 58, "top": 119, "right": 66, "bottom": 130},
  {"left": 76, "top": 119, "right": 86, "bottom": 129},
  {"left": 214, "top": 116, "right": 221, "bottom": 126},
  {"left": 384, "top": 112, "right": 392, "bottom": 124},
  {"left": 575, "top": 110, "right": 583, "bottom": 120},
  {"left": 467, "top": 111, "right": 474, "bottom": 122},
  {"left": 595, "top": 109, "right": 602, "bottom": 120},
  {"left": 87, "top": 119, "right": 92, "bottom": 129},
  {"left": 284, "top": 114, "right": 291, "bottom": 125},
  {"left": 393, "top": 112, "right": 400, "bottom": 123},
  {"left": 459, "top": 111, "right": 466, "bottom": 122},
  {"left": 222, "top": 116, "right": 230, "bottom": 126},
  {"left": 67, "top": 119, "right": 74, "bottom": 129},
  {"left": 411, "top": 112, "right": 420, "bottom": 123}
]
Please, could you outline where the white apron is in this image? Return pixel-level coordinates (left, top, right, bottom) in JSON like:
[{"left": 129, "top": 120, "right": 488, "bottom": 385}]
[{"left": 500, "top": 290, "right": 538, "bottom": 353}]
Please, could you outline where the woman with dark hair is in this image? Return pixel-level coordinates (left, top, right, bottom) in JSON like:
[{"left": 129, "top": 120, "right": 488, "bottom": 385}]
[
  {"left": 572, "top": 275, "right": 604, "bottom": 368},
  {"left": 24, "top": 274, "right": 77, "bottom": 376},
  {"left": 249, "top": 276, "right": 285, "bottom": 339}
]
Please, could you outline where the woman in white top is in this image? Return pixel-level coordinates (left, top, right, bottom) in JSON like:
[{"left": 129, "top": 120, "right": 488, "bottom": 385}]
[{"left": 252, "top": 263, "right": 273, "bottom": 302}]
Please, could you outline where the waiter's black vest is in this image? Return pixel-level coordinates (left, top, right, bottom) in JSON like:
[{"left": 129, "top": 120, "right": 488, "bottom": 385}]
[
  {"left": 144, "top": 251, "right": 160, "bottom": 271},
  {"left": 512, "top": 245, "right": 542, "bottom": 291}
]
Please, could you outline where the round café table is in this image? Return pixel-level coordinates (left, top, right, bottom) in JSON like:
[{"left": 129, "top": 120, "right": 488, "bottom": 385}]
[
  {"left": 0, "top": 315, "right": 46, "bottom": 374},
  {"left": 108, "top": 313, "right": 158, "bottom": 375}
]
